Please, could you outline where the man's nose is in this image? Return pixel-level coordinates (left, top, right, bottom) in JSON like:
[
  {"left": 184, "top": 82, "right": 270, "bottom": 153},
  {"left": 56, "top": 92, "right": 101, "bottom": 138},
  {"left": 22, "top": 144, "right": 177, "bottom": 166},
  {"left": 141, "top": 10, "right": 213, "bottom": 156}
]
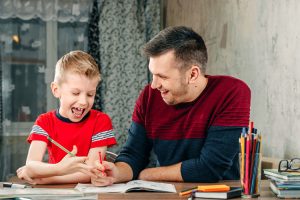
[{"left": 151, "top": 76, "right": 161, "bottom": 89}]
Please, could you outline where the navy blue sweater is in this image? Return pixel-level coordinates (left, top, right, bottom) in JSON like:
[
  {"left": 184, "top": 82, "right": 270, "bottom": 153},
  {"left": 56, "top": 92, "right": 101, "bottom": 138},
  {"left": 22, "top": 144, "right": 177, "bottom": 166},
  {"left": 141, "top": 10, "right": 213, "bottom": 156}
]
[{"left": 116, "top": 75, "right": 251, "bottom": 182}]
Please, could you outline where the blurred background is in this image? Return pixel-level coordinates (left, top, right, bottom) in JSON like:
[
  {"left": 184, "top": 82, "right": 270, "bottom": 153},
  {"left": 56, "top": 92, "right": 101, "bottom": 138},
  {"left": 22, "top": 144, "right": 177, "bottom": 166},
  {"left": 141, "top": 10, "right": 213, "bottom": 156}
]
[{"left": 1, "top": 0, "right": 300, "bottom": 181}]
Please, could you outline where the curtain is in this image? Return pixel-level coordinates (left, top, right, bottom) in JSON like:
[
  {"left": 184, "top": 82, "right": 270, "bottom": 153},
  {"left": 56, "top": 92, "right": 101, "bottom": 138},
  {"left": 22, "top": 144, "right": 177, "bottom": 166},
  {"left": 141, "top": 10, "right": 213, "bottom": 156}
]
[
  {"left": 0, "top": 0, "right": 93, "bottom": 22},
  {"left": 88, "top": 0, "right": 102, "bottom": 111},
  {"left": 97, "top": 0, "right": 161, "bottom": 153}
]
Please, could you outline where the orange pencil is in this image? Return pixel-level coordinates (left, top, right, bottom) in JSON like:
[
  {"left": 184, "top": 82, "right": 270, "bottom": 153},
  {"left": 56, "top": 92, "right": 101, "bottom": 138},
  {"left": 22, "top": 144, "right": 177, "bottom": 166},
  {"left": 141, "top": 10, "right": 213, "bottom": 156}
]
[{"left": 179, "top": 187, "right": 197, "bottom": 196}]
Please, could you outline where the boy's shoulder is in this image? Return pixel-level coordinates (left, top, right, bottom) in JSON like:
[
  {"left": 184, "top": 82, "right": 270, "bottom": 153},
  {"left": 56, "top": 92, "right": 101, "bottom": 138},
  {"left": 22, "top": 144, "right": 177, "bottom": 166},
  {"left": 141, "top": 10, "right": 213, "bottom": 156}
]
[
  {"left": 89, "top": 109, "right": 112, "bottom": 121},
  {"left": 36, "top": 110, "right": 56, "bottom": 120}
]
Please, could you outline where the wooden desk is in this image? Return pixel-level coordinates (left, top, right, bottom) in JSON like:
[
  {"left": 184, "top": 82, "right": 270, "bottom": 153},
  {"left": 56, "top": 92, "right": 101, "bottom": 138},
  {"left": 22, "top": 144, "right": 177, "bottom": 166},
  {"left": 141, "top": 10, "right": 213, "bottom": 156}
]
[
  {"left": 32, "top": 180, "right": 275, "bottom": 200},
  {"left": 10, "top": 177, "right": 277, "bottom": 200}
]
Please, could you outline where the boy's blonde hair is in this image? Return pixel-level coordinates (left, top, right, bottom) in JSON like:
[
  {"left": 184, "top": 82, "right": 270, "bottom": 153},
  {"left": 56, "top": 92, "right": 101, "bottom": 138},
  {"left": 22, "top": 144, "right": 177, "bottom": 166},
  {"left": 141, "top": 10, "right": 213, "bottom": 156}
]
[{"left": 54, "top": 50, "right": 101, "bottom": 84}]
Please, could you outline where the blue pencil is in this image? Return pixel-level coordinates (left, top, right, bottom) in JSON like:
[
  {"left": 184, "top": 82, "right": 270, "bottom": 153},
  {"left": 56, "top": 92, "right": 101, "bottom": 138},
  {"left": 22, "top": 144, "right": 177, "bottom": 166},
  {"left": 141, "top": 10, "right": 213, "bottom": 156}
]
[{"left": 250, "top": 136, "right": 261, "bottom": 194}]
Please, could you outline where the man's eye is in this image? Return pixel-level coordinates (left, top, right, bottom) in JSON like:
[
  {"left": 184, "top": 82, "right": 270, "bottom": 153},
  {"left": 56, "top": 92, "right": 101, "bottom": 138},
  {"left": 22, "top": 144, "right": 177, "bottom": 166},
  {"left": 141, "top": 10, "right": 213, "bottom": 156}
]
[{"left": 157, "top": 74, "right": 167, "bottom": 79}]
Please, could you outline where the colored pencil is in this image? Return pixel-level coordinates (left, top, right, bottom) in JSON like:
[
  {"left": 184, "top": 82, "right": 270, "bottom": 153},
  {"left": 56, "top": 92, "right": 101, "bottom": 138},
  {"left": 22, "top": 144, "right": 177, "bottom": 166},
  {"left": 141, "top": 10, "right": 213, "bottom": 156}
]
[{"left": 47, "top": 136, "right": 75, "bottom": 157}]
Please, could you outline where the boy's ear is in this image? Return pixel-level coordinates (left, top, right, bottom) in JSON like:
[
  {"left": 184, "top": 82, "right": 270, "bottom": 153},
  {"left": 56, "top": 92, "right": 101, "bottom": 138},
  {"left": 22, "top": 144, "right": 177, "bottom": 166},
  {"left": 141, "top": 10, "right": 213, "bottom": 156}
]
[{"left": 51, "top": 82, "right": 60, "bottom": 98}]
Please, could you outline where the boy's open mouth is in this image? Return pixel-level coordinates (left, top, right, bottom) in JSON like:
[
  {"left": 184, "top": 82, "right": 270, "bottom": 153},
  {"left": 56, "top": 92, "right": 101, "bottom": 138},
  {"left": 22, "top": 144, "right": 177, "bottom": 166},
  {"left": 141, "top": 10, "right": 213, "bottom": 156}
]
[{"left": 71, "top": 107, "right": 85, "bottom": 118}]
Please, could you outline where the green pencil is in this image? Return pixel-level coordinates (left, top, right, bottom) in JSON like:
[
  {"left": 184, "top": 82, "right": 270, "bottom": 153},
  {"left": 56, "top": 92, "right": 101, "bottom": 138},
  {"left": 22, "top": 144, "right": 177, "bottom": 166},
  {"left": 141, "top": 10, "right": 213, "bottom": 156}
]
[{"left": 47, "top": 136, "right": 75, "bottom": 157}]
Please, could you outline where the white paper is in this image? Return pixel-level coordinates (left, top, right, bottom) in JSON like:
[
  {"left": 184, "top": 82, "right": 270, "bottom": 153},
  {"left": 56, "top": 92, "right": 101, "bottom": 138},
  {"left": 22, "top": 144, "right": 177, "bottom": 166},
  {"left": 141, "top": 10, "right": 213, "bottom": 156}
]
[
  {"left": 75, "top": 180, "right": 176, "bottom": 193},
  {"left": 0, "top": 187, "right": 83, "bottom": 198}
]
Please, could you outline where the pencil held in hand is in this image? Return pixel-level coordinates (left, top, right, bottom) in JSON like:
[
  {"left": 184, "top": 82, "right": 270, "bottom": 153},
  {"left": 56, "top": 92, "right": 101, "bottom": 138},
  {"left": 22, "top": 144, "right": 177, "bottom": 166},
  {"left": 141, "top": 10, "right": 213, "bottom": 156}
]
[
  {"left": 98, "top": 152, "right": 106, "bottom": 176},
  {"left": 99, "top": 152, "right": 103, "bottom": 164},
  {"left": 47, "top": 136, "right": 75, "bottom": 157}
]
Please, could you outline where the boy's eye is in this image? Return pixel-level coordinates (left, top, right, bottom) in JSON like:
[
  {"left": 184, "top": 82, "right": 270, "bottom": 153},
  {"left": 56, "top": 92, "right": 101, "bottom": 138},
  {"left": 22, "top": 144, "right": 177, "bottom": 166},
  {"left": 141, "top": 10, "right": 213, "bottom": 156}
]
[
  {"left": 88, "top": 93, "right": 95, "bottom": 97},
  {"left": 72, "top": 92, "right": 80, "bottom": 96}
]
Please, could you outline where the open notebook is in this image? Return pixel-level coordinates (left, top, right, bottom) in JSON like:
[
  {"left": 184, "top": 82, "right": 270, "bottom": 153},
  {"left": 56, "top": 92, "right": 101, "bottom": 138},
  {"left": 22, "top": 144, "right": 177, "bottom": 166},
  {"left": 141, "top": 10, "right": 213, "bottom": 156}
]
[{"left": 75, "top": 180, "right": 176, "bottom": 193}]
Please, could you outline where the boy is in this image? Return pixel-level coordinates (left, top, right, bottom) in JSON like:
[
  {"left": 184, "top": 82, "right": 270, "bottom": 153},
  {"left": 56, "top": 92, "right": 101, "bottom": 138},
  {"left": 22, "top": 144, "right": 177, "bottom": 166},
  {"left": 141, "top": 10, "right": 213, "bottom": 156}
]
[{"left": 17, "top": 50, "right": 117, "bottom": 184}]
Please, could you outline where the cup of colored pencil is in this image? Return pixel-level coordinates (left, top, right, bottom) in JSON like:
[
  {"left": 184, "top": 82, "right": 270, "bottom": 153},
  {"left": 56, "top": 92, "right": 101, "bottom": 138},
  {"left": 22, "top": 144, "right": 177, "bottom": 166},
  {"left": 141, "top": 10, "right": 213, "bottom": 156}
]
[{"left": 239, "top": 121, "right": 262, "bottom": 198}]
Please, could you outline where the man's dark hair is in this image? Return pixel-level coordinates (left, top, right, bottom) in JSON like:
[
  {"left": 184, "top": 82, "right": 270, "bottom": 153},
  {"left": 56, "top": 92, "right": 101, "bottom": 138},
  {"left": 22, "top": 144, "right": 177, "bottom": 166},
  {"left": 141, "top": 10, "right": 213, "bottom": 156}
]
[{"left": 143, "top": 26, "right": 208, "bottom": 74}]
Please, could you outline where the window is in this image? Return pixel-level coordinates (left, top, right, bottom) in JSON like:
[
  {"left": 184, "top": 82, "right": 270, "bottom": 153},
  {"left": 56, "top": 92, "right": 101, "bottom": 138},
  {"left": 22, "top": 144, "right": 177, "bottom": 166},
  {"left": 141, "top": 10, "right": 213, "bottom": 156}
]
[
  {"left": 1, "top": 18, "right": 47, "bottom": 134},
  {"left": 0, "top": 18, "right": 88, "bottom": 180}
]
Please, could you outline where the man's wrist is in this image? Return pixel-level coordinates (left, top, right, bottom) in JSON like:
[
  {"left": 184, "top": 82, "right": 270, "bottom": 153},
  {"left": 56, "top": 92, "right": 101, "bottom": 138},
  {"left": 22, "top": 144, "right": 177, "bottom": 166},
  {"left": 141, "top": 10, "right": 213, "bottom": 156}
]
[
  {"left": 138, "top": 168, "right": 148, "bottom": 180},
  {"left": 114, "top": 162, "right": 133, "bottom": 183}
]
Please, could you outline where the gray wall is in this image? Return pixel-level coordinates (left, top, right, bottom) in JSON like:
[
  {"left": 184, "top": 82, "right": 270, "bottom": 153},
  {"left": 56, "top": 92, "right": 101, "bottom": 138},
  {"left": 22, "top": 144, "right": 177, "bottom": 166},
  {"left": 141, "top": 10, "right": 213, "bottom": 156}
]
[{"left": 165, "top": 0, "right": 300, "bottom": 159}]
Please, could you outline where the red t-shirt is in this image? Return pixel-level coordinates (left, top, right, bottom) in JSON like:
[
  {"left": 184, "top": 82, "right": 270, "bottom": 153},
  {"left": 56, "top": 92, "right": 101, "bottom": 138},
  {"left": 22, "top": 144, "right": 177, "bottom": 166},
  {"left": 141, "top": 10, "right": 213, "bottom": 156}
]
[
  {"left": 132, "top": 75, "right": 251, "bottom": 140},
  {"left": 27, "top": 109, "right": 117, "bottom": 163}
]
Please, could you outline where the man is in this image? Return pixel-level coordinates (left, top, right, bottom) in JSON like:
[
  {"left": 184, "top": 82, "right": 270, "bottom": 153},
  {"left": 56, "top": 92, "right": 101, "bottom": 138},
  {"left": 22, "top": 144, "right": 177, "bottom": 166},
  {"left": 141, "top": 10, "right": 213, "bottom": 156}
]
[{"left": 92, "top": 26, "right": 251, "bottom": 185}]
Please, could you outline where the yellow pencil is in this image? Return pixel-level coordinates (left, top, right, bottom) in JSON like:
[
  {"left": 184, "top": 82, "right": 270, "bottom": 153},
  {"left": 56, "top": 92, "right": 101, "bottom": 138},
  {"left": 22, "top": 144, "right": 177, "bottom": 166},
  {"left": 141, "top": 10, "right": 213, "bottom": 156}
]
[
  {"left": 240, "top": 136, "right": 245, "bottom": 186},
  {"left": 47, "top": 136, "right": 75, "bottom": 157}
]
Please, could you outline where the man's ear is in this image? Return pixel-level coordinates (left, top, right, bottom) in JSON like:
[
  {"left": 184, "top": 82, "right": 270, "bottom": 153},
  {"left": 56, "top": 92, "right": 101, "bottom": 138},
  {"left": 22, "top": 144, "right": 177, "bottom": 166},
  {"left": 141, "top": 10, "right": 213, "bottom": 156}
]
[
  {"left": 188, "top": 65, "right": 201, "bottom": 83},
  {"left": 51, "top": 82, "right": 60, "bottom": 98}
]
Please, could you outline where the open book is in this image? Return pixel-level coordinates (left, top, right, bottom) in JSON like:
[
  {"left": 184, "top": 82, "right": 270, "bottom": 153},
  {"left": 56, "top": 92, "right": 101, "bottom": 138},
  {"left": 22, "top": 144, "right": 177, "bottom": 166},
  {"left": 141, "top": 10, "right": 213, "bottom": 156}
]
[{"left": 75, "top": 180, "right": 176, "bottom": 193}]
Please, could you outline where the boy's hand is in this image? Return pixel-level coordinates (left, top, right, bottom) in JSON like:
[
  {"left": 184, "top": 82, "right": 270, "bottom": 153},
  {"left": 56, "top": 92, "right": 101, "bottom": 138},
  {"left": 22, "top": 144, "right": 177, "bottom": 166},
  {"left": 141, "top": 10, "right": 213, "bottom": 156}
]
[
  {"left": 57, "top": 145, "right": 97, "bottom": 178},
  {"left": 91, "top": 161, "right": 117, "bottom": 186},
  {"left": 16, "top": 165, "right": 39, "bottom": 184}
]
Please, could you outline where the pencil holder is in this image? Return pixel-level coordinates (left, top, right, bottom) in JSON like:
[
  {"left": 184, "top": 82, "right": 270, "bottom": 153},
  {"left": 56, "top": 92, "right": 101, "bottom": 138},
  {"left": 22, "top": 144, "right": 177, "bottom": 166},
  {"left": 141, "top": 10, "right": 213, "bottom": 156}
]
[{"left": 239, "top": 153, "right": 262, "bottom": 198}]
